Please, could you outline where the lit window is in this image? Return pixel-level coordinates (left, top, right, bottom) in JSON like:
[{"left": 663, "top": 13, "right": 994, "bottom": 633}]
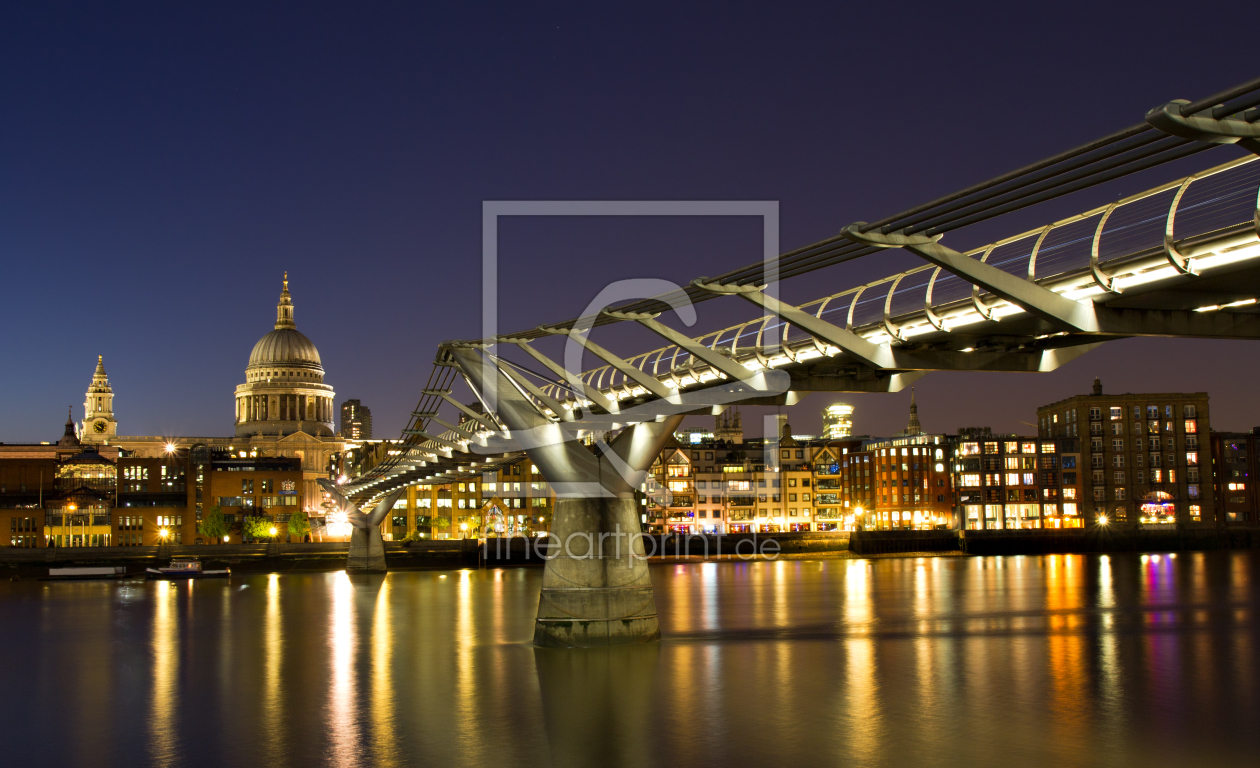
[{"left": 1110, "top": 407, "right": 1122, "bottom": 421}]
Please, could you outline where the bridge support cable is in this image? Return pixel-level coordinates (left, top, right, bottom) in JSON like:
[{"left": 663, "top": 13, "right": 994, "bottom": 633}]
[
  {"left": 495, "top": 363, "right": 576, "bottom": 422},
  {"left": 690, "top": 278, "right": 1114, "bottom": 373},
  {"left": 484, "top": 78, "right": 1260, "bottom": 343},
  {"left": 1147, "top": 100, "right": 1260, "bottom": 156},
  {"left": 691, "top": 279, "right": 923, "bottom": 369},
  {"left": 499, "top": 338, "right": 620, "bottom": 415},
  {"left": 604, "top": 310, "right": 759, "bottom": 382},
  {"left": 400, "top": 428, "right": 468, "bottom": 453},
  {"left": 538, "top": 326, "right": 679, "bottom": 402},
  {"left": 842, "top": 222, "right": 1260, "bottom": 340},
  {"left": 841, "top": 224, "right": 1103, "bottom": 333},
  {"left": 419, "top": 389, "right": 504, "bottom": 432}
]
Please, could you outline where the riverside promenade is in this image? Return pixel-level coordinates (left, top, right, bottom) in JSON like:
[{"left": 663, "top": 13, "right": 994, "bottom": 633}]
[{"left": 6, "top": 528, "right": 1260, "bottom": 576}]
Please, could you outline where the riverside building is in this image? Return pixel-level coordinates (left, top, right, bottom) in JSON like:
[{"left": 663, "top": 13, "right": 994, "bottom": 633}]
[
  {"left": 952, "top": 435, "right": 1083, "bottom": 530},
  {"left": 1037, "top": 379, "right": 1212, "bottom": 528},
  {"left": 1210, "top": 430, "right": 1258, "bottom": 525},
  {"left": 0, "top": 274, "right": 338, "bottom": 547}
]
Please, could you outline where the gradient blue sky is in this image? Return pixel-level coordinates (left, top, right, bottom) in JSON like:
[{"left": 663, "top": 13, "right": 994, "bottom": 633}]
[{"left": 2, "top": 2, "right": 1257, "bottom": 444}]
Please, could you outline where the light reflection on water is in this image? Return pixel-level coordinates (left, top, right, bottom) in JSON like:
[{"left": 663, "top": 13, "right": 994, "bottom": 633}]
[{"left": 2, "top": 552, "right": 1260, "bottom": 767}]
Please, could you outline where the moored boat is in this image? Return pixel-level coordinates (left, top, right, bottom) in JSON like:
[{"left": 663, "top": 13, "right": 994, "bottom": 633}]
[
  {"left": 43, "top": 566, "right": 131, "bottom": 581},
  {"left": 146, "top": 558, "right": 229, "bottom": 580}
]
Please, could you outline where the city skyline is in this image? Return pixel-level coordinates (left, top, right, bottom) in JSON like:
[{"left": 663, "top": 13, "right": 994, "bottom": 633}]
[{"left": 3, "top": 6, "right": 1259, "bottom": 444}]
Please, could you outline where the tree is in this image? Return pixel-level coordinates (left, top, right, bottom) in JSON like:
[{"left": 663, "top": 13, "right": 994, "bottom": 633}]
[
  {"left": 243, "top": 515, "right": 275, "bottom": 542},
  {"left": 198, "top": 505, "right": 229, "bottom": 543},
  {"left": 287, "top": 510, "right": 310, "bottom": 542}
]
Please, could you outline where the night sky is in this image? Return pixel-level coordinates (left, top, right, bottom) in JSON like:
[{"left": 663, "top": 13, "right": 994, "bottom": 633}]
[{"left": 2, "top": 2, "right": 1257, "bottom": 445}]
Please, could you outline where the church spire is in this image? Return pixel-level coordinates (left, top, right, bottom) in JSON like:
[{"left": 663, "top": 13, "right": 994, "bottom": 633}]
[
  {"left": 905, "top": 388, "right": 922, "bottom": 436},
  {"left": 275, "top": 272, "right": 296, "bottom": 330}
]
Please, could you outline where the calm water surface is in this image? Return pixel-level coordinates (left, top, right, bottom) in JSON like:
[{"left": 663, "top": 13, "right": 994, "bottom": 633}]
[{"left": 3, "top": 552, "right": 1259, "bottom": 767}]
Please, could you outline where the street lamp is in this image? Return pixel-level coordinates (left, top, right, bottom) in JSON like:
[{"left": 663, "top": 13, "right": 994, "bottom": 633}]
[{"left": 1098, "top": 513, "right": 1109, "bottom": 527}]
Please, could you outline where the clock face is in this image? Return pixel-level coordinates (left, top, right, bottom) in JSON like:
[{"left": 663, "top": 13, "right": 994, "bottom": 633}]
[{"left": 93, "top": 420, "right": 106, "bottom": 434}]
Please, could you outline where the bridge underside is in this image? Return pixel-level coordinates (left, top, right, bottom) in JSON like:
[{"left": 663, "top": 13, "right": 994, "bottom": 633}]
[{"left": 340, "top": 83, "right": 1260, "bottom": 647}]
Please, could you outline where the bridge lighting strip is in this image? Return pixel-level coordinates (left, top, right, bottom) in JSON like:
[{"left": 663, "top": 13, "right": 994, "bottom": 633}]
[
  {"left": 1195, "top": 298, "right": 1258, "bottom": 313},
  {"left": 562, "top": 221, "right": 1260, "bottom": 404}
]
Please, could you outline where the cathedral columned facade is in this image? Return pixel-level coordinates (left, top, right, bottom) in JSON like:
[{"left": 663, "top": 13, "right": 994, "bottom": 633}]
[{"left": 234, "top": 274, "right": 336, "bottom": 438}]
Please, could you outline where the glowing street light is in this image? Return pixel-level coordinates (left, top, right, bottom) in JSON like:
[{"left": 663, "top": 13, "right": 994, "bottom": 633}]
[
  {"left": 163, "top": 442, "right": 177, "bottom": 455},
  {"left": 159, "top": 528, "right": 169, "bottom": 540},
  {"left": 1098, "top": 513, "right": 1109, "bottom": 526},
  {"left": 269, "top": 526, "right": 278, "bottom": 537}
]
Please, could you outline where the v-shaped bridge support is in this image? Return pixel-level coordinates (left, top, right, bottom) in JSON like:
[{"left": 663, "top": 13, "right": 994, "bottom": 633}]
[{"left": 448, "top": 345, "right": 683, "bottom": 647}]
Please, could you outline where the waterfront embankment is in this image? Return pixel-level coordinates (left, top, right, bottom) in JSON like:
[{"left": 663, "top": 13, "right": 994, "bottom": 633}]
[{"left": 6, "top": 528, "right": 1260, "bottom": 576}]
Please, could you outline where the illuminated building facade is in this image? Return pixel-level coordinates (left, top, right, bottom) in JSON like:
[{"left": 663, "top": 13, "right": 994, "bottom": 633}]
[
  {"left": 865, "top": 435, "right": 955, "bottom": 530},
  {"left": 1211, "top": 431, "right": 1258, "bottom": 525},
  {"left": 821, "top": 403, "right": 854, "bottom": 439},
  {"left": 952, "top": 435, "right": 1083, "bottom": 530},
  {"left": 0, "top": 274, "right": 341, "bottom": 547},
  {"left": 1037, "top": 379, "right": 1213, "bottom": 528},
  {"left": 339, "top": 399, "right": 373, "bottom": 440}
]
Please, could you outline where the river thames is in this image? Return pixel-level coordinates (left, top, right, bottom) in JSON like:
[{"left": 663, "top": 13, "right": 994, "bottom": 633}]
[{"left": 3, "top": 552, "right": 1259, "bottom": 767}]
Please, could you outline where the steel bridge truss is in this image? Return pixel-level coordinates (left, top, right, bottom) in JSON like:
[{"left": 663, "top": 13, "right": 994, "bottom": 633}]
[{"left": 345, "top": 87, "right": 1260, "bottom": 504}]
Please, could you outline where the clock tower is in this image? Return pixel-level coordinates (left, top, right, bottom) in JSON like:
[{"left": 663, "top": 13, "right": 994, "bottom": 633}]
[{"left": 82, "top": 355, "right": 117, "bottom": 442}]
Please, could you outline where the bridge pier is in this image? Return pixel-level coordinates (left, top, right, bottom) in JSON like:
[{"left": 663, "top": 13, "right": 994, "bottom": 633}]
[
  {"left": 535, "top": 496, "right": 659, "bottom": 647},
  {"left": 346, "top": 526, "right": 387, "bottom": 572},
  {"left": 318, "top": 480, "right": 400, "bottom": 574},
  {"left": 448, "top": 346, "right": 682, "bottom": 648}
]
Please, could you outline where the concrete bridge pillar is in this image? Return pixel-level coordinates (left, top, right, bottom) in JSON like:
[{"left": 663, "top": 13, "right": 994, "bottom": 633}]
[
  {"left": 449, "top": 347, "right": 683, "bottom": 647},
  {"left": 318, "top": 480, "right": 400, "bottom": 573}
]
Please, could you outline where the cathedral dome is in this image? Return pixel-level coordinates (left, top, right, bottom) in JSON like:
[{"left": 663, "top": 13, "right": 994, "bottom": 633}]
[
  {"left": 234, "top": 274, "right": 336, "bottom": 438},
  {"left": 244, "top": 273, "right": 324, "bottom": 373},
  {"left": 248, "top": 328, "right": 323, "bottom": 368}
]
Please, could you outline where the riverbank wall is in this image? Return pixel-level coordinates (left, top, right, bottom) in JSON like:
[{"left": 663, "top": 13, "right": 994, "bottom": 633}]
[
  {"left": 7, "top": 528, "right": 1260, "bottom": 576},
  {"left": 0, "top": 540, "right": 480, "bottom": 577},
  {"left": 958, "top": 527, "right": 1260, "bottom": 555}
]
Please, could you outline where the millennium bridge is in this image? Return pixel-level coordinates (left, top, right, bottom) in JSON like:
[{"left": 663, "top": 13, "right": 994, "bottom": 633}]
[{"left": 327, "top": 75, "right": 1260, "bottom": 647}]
